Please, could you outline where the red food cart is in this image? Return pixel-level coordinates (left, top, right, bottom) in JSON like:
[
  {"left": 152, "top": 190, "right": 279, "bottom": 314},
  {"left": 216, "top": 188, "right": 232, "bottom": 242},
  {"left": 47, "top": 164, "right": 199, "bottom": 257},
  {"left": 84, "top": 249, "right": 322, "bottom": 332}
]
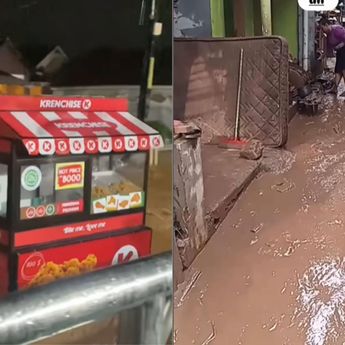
[{"left": 0, "top": 95, "right": 164, "bottom": 294}]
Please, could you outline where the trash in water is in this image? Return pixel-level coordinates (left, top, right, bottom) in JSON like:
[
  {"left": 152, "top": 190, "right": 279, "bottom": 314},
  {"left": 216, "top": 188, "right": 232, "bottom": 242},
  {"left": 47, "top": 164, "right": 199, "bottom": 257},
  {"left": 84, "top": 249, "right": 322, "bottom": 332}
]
[
  {"left": 281, "top": 282, "right": 288, "bottom": 294},
  {"left": 250, "top": 237, "right": 259, "bottom": 245},
  {"left": 251, "top": 223, "right": 263, "bottom": 234},
  {"left": 179, "top": 271, "right": 202, "bottom": 306},
  {"left": 174, "top": 329, "right": 178, "bottom": 343},
  {"left": 269, "top": 322, "right": 278, "bottom": 332},
  {"left": 271, "top": 178, "right": 296, "bottom": 193},
  {"left": 201, "top": 321, "right": 216, "bottom": 345}
]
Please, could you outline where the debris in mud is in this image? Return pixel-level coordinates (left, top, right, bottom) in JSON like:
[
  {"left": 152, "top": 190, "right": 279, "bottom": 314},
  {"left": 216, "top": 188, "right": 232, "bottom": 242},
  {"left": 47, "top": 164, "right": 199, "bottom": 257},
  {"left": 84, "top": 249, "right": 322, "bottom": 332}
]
[
  {"left": 201, "top": 321, "right": 216, "bottom": 345},
  {"left": 328, "top": 219, "right": 342, "bottom": 226},
  {"left": 233, "top": 219, "right": 242, "bottom": 229},
  {"left": 178, "top": 271, "right": 202, "bottom": 306},
  {"left": 283, "top": 246, "right": 295, "bottom": 257},
  {"left": 265, "top": 241, "right": 277, "bottom": 248},
  {"left": 174, "top": 329, "right": 178, "bottom": 343},
  {"left": 268, "top": 322, "right": 278, "bottom": 332},
  {"left": 271, "top": 178, "right": 296, "bottom": 193},
  {"left": 282, "top": 237, "right": 308, "bottom": 257},
  {"left": 333, "top": 123, "right": 342, "bottom": 134},
  {"left": 251, "top": 223, "right": 263, "bottom": 234},
  {"left": 261, "top": 148, "right": 296, "bottom": 175},
  {"left": 258, "top": 246, "right": 272, "bottom": 256},
  {"left": 307, "top": 151, "right": 345, "bottom": 194},
  {"left": 199, "top": 287, "right": 207, "bottom": 305},
  {"left": 250, "top": 237, "right": 259, "bottom": 246},
  {"left": 240, "top": 140, "right": 264, "bottom": 160},
  {"left": 281, "top": 282, "right": 288, "bottom": 294},
  {"left": 258, "top": 233, "right": 327, "bottom": 258}
]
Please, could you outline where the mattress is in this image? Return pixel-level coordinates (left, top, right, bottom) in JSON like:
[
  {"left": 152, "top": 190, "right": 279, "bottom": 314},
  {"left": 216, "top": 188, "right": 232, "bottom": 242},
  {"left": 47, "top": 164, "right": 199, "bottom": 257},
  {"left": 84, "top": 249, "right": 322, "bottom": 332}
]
[{"left": 174, "top": 36, "right": 289, "bottom": 147}]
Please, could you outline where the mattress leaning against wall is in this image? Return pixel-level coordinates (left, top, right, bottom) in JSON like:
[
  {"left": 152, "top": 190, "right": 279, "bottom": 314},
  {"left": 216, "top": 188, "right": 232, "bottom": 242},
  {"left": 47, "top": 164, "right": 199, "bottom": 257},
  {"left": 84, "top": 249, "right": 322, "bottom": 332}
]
[{"left": 174, "top": 36, "right": 289, "bottom": 147}]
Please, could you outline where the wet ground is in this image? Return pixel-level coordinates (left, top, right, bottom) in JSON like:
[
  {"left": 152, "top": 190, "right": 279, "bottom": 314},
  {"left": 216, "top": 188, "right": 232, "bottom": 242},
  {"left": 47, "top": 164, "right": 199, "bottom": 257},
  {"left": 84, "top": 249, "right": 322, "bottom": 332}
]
[{"left": 174, "top": 91, "right": 345, "bottom": 345}]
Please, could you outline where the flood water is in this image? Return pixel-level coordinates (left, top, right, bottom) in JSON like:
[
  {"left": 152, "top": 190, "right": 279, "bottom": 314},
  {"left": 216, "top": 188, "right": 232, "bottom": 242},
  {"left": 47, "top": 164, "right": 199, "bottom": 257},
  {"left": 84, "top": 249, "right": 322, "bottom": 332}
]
[{"left": 174, "top": 94, "right": 345, "bottom": 344}]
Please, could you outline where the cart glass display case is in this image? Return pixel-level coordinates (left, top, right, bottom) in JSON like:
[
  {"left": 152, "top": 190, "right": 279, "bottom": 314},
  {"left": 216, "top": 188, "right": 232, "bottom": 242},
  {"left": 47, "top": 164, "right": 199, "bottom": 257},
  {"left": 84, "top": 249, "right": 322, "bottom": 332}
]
[
  {"left": 0, "top": 96, "right": 164, "bottom": 294},
  {"left": 91, "top": 153, "right": 146, "bottom": 214}
]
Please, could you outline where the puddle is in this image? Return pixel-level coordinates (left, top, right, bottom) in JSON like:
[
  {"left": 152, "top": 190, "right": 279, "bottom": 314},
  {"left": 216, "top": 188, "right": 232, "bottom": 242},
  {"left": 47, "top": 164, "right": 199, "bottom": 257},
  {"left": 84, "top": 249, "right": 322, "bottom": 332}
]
[{"left": 296, "top": 258, "right": 345, "bottom": 345}]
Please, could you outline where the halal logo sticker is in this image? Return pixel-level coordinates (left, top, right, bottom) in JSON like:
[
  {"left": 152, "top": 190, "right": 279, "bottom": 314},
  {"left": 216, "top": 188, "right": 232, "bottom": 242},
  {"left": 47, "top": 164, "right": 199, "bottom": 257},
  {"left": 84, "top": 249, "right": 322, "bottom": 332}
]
[
  {"left": 82, "top": 99, "right": 92, "bottom": 110},
  {"left": 46, "top": 204, "right": 55, "bottom": 216},
  {"left": 21, "top": 166, "right": 42, "bottom": 191}
]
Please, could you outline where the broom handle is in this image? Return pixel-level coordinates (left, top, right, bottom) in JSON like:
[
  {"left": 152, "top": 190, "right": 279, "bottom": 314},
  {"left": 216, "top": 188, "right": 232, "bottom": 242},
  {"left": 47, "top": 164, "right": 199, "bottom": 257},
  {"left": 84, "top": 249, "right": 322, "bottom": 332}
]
[{"left": 235, "top": 48, "right": 244, "bottom": 141}]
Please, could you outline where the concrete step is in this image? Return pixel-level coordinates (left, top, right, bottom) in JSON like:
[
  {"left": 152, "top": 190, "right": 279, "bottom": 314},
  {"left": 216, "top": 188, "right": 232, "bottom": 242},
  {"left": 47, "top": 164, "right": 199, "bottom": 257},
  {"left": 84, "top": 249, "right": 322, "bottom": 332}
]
[{"left": 202, "top": 145, "right": 261, "bottom": 235}]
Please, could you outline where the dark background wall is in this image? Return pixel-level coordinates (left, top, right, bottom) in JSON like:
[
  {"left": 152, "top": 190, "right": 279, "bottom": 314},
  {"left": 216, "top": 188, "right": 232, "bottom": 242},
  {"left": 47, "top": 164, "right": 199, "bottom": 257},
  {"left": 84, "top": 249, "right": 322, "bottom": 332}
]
[{"left": 0, "top": 0, "right": 172, "bottom": 86}]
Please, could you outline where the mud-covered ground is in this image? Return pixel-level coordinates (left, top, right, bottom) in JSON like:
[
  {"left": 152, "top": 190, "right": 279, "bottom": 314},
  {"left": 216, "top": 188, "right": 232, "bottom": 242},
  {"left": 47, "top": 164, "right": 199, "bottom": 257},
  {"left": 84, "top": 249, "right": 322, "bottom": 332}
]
[{"left": 174, "top": 90, "right": 345, "bottom": 345}]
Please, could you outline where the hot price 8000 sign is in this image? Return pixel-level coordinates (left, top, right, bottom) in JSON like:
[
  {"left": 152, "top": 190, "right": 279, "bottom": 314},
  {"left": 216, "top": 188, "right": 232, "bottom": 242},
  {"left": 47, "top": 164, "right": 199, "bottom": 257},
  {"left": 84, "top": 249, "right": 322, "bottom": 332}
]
[{"left": 55, "top": 162, "right": 85, "bottom": 190}]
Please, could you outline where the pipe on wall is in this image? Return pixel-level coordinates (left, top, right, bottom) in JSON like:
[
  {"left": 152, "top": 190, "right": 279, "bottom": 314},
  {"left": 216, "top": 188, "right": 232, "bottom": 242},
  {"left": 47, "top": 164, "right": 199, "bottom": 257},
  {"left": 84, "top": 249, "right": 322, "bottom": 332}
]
[
  {"left": 303, "top": 9, "right": 309, "bottom": 71},
  {"left": 260, "top": 0, "right": 272, "bottom": 35}
]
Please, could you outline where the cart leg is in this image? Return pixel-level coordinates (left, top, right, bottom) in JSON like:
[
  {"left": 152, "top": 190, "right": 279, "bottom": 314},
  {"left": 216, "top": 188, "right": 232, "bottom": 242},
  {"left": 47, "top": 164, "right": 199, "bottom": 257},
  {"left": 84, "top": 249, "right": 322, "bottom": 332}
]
[
  {"left": 154, "top": 149, "right": 159, "bottom": 166},
  {"left": 117, "top": 308, "right": 142, "bottom": 344},
  {"left": 149, "top": 149, "right": 154, "bottom": 166},
  {"left": 140, "top": 294, "right": 171, "bottom": 345}
]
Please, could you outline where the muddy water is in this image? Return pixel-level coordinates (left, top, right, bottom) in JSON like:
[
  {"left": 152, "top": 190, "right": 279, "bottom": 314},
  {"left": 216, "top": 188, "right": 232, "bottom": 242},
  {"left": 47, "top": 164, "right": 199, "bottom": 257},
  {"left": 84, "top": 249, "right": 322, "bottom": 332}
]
[{"left": 174, "top": 95, "right": 345, "bottom": 345}]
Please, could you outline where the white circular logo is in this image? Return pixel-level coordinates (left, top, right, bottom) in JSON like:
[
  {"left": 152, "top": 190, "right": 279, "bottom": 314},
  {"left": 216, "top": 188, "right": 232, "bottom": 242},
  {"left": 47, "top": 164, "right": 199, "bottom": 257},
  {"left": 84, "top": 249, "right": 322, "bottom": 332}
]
[
  {"left": 82, "top": 99, "right": 92, "bottom": 110},
  {"left": 57, "top": 140, "right": 67, "bottom": 152},
  {"left": 25, "top": 140, "right": 37, "bottom": 154},
  {"left": 87, "top": 140, "right": 96, "bottom": 150},
  {"left": 21, "top": 252, "right": 45, "bottom": 281},
  {"left": 112, "top": 245, "right": 139, "bottom": 265},
  {"left": 21, "top": 166, "right": 42, "bottom": 191}
]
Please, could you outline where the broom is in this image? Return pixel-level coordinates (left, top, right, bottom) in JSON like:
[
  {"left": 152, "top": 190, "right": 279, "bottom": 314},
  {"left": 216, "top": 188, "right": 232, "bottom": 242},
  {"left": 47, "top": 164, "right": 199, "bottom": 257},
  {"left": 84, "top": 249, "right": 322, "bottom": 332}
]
[{"left": 218, "top": 48, "right": 248, "bottom": 150}]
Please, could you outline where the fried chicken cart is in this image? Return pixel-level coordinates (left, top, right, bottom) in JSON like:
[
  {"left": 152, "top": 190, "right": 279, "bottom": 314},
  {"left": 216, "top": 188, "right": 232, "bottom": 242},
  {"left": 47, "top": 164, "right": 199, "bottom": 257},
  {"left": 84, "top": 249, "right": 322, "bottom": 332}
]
[{"left": 0, "top": 95, "right": 163, "bottom": 294}]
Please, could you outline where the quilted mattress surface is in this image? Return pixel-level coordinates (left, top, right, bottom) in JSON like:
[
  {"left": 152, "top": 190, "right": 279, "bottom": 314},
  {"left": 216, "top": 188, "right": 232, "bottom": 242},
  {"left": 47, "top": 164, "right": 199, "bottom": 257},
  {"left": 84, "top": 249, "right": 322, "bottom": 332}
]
[{"left": 174, "top": 37, "right": 289, "bottom": 147}]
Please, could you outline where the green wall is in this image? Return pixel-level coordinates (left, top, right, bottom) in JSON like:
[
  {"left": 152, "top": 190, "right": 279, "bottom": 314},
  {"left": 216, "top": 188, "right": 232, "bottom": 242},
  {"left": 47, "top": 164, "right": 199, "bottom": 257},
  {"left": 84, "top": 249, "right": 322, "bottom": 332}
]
[
  {"left": 253, "top": 0, "right": 263, "bottom": 36},
  {"left": 211, "top": 0, "right": 225, "bottom": 37},
  {"left": 221, "top": 0, "right": 299, "bottom": 58},
  {"left": 224, "top": 0, "right": 235, "bottom": 36},
  {"left": 245, "top": 0, "right": 254, "bottom": 36},
  {"left": 272, "top": 0, "right": 298, "bottom": 57}
]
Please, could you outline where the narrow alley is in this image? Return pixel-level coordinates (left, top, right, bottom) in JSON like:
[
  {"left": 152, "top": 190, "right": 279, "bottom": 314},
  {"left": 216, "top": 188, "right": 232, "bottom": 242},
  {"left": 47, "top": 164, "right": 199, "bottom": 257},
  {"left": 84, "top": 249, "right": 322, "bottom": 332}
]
[{"left": 175, "top": 92, "right": 345, "bottom": 345}]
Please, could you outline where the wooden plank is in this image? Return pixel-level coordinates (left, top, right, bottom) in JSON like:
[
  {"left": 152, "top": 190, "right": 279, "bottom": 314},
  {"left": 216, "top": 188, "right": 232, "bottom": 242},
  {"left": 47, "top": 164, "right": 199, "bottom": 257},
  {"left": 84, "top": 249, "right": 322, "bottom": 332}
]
[{"left": 210, "top": 0, "right": 225, "bottom": 37}]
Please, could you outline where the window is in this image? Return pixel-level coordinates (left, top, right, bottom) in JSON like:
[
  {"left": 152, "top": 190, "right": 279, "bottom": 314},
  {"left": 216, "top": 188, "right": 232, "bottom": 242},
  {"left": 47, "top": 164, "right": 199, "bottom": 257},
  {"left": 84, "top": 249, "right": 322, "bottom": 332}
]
[
  {"left": 0, "top": 164, "right": 8, "bottom": 217},
  {"left": 91, "top": 153, "right": 145, "bottom": 214},
  {"left": 20, "top": 162, "right": 84, "bottom": 220}
]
